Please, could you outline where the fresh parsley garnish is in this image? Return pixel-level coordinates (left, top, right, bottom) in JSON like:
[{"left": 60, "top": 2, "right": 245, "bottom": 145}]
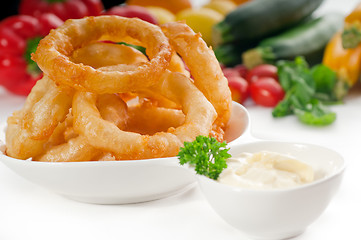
[{"left": 177, "top": 136, "right": 231, "bottom": 180}]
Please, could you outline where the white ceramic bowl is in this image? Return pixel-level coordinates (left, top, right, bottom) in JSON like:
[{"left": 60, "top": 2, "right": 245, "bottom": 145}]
[
  {"left": 197, "top": 141, "right": 345, "bottom": 240},
  {"left": 0, "top": 101, "right": 249, "bottom": 204}
]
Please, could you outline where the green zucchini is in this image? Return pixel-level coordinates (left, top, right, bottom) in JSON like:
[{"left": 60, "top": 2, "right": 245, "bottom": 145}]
[
  {"left": 212, "top": 0, "right": 324, "bottom": 47},
  {"left": 242, "top": 13, "right": 344, "bottom": 69},
  {"left": 214, "top": 42, "right": 256, "bottom": 67}
]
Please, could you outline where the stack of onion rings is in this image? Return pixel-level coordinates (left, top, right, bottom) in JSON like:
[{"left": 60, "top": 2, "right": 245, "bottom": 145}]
[{"left": 5, "top": 16, "right": 232, "bottom": 162}]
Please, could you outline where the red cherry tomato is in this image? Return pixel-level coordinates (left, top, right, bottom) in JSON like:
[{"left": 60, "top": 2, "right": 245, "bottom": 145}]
[
  {"left": 223, "top": 67, "right": 240, "bottom": 79},
  {"left": 250, "top": 77, "right": 284, "bottom": 107},
  {"left": 227, "top": 76, "right": 249, "bottom": 104},
  {"left": 246, "top": 64, "right": 278, "bottom": 84},
  {"left": 233, "top": 64, "right": 248, "bottom": 79}
]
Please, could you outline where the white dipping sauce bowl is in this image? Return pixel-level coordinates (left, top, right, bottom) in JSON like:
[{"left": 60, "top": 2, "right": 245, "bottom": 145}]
[
  {"left": 0, "top": 102, "right": 249, "bottom": 204},
  {"left": 197, "top": 141, "right": 345, "bottom": 240}
]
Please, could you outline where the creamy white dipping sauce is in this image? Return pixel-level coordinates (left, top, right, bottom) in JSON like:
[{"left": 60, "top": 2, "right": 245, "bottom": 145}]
[{"left": 218, "top": 151, "right": 314, "bottom": 190}]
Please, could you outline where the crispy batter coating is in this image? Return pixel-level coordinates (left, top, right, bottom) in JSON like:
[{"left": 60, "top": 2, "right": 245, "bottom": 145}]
[
  {"left": 32, "top": 16, "right": 173, "bottom": 93},
  {"left": 6, "top": 16, "right": 231, "bottom": 162},
  {"left": 161, "top": 22, "right": 232, "bottom": 132}
]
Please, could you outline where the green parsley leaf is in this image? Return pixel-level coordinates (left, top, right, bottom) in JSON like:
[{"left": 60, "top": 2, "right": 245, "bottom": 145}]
[
  {"left": 273, "top": 56, "right": 338, "bottom": 126},
  {"left": 311, "top": 64, "right": 337, "bottom": 101},
  {"left": 294, "top": 99, "right": 336, "bottom": 125},
  {"left": 177, "top": 136, "right": 231, "bottom": 180},
  {"left": 272, "top": 93, "right": 293, "bottom": 117}
]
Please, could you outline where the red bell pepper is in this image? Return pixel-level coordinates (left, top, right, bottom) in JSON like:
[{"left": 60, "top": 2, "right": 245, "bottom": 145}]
[
  {"left": 0, "top": 14, "right": 63, "bottom": 95},
  {"left": 19, "top": 0, "right": 104, "bottom": 21}
]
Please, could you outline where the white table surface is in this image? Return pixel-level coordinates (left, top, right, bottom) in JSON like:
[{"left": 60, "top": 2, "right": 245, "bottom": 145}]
[{"left": 1, "top": 0, "right": 360, "bottom": 239}]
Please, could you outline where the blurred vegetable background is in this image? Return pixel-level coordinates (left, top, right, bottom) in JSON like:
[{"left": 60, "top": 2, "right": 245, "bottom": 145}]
[
  {"left": 0, "top": 0, "right": 360, "bottom": 126},
  {"left": 0, "top": 13, "right": 63, "bottom": 95}
]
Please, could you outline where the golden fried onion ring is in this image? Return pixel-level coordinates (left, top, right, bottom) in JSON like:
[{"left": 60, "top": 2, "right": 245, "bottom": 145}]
[
  {"left": 72, "top": 70, "right": 217, "bottom": 159},
  {"left": 161, "top": 22, "right": 232, "bottom": 130},
  {"left": 5, "top": 16, "right": 232, "bottom": 162},
  {"left": 125, "top": 103, "right": 185, "bottom": 135},
  {"left": 6, "top": 76, "right": 73, "bottom": 159},
  {"left": 32, "top": 16, "right": 173, "bottom": 93},
  {"left": 33, "top": 94, "right": 129, "bottom": 162}
]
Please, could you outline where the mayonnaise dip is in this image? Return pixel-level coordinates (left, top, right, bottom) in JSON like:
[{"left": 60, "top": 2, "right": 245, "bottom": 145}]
[{"left": 218, "top": 151, "right": 314, "bottom": 190}]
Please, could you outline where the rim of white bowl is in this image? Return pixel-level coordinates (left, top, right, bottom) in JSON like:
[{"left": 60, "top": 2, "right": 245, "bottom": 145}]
[{"left": 0, "top": 150, "right": 178, "bottom": 167}]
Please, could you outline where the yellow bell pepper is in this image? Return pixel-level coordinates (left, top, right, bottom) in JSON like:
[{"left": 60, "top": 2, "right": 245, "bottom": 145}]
[
  {"left": 323, "top": 32, "right": 361, "bottom": 97},
  {"left": 176, "top": 8, "right": 223, "bottom": 46}
]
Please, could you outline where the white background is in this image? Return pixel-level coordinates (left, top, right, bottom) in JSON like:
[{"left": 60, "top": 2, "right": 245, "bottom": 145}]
[{"left": 0, "top": 0, "right": 360, "bottom": 239}]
